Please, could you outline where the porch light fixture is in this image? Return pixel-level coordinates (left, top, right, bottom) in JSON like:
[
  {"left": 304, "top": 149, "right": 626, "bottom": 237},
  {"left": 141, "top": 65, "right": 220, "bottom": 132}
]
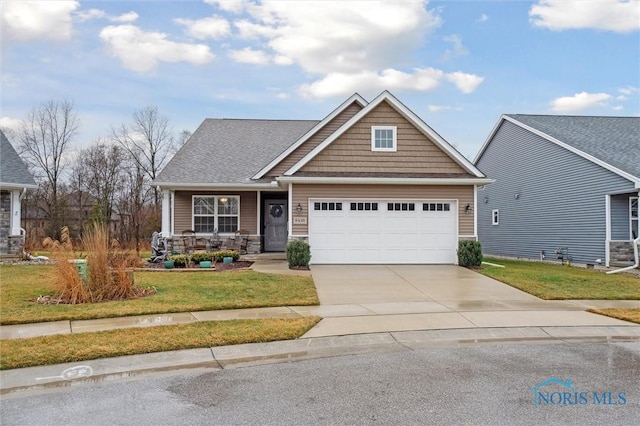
[
  {"left": 296, "top": 203, "right": 303, "bottom": 214},
  {"left": 465, "top": 203, "right": 473, "bottom": 214},
  {"left": 219, "top": 197, "right": 228, "bottom": 203}
]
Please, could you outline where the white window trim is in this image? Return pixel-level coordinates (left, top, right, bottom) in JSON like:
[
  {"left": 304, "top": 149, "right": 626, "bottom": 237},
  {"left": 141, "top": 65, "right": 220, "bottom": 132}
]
[
  {"left": 371, "top": 126, "right": 397, "bottom": 152},
  {"left": 192, "top": 195, "right": 240, "bottom": 235},
  {"left": 492, "top": 209, "right": 499, "bottom": 226},
  {"left": 631, "top": 196, "right": 639, "bottom": 239}
]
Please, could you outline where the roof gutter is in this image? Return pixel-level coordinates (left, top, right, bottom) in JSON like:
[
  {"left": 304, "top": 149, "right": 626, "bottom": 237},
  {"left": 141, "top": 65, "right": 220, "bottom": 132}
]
[
  {"left": 0, "top": 181, "right": 38, "bottom": 190},
  {"left": 153, "top": 181, "right": 281, "bottom": 191},
  {"left": 277, "top": 176, "right": 495, "bottom": 185}
]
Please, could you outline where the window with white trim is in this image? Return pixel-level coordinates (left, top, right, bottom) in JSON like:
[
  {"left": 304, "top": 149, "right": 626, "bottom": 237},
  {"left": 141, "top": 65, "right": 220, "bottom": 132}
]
[
  {"left": 371, "top": 126, "right": 397, "bottom": 152},
  {"left": 492, "top": 209, "right": 499, "bottom": 226},
  {"left": 193, "top": 196, "right": 239, "bottom": 234},
  {"left": 631, "top": 197, "right": 638, "bottom": 239}
]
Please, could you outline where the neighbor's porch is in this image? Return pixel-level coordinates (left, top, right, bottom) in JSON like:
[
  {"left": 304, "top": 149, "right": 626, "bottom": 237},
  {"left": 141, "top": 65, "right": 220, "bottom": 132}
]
[{"left": 607, "top": 192, "right": 639, "bottom": 266}]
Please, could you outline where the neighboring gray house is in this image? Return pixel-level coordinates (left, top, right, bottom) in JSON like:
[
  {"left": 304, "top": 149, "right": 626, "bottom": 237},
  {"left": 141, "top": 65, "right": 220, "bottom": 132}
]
[
  {"left": 0, "top": 130, "right": 37, "bottom": 255},
  {"left": 474, "top": 115, "right": 639, "bottom": 267}
]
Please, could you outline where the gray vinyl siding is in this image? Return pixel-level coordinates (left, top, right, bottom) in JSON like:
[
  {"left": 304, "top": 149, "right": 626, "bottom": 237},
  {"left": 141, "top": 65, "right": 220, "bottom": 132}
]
[{"left": 476, "top": 120, "right": 636, "bottom": 264}]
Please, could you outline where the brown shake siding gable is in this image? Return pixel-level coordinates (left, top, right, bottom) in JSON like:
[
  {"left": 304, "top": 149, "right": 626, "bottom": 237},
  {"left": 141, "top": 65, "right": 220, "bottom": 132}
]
[{"left": 300, "top": 101, "right": 466, "bottom": 175}]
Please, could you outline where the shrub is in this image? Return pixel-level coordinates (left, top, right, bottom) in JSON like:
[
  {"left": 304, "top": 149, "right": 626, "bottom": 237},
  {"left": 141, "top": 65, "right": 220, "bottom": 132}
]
[
  {"left": 286, "top": 240, "right": 311, "bottom": 267},
  {"left": 191, "top": 251, "right": 215, "bottom": 263},
  {"left": 212, "top": 250, "right": 240, "bottom": 262},
  {"left": 168, "top": 254, "right": 190, "bottom": 267},
  {"left": 458, "top": 240, "right": 483, "bottom": 267}
]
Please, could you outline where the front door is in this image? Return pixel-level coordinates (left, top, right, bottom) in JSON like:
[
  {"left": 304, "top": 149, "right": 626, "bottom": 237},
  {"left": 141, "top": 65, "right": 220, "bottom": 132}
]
[{"left": 264, "top": 200, "right": 288, "bottom": 251}]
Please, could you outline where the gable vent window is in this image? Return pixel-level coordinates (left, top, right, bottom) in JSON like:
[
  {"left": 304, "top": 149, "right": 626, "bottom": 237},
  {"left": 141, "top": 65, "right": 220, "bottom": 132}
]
[
  {"left": 371, "top": 126, "right": 397, "bottom": 152},
  {"left": 388, "top": 202, "right": 415, "bottom": 211},
  {"left": 314, "top": 202, "right": 342, "bottom": 211},
  {"left": 422, "top": 203, "right": 451, "bottom": 212},
  {"left": 351, "top": 202, "right": 378, "bottom": 211}
]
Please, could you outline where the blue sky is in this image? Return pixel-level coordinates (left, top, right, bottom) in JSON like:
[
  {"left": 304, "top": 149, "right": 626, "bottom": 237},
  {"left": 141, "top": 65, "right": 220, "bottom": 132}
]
[{"left": 2, "top": 0, "right": 639, "bottom": 159}]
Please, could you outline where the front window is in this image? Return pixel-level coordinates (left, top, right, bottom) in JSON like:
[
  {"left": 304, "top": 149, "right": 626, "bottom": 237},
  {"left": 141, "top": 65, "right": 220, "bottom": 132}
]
[
  {"left": 193, "top": 196, "right": 239, "bottom": 234},
  {"left": 631, "top": 197, "right": 638, "bottom": 239},
  {"left": 371, "top": 126, "right": 397, "bottom": 152}
]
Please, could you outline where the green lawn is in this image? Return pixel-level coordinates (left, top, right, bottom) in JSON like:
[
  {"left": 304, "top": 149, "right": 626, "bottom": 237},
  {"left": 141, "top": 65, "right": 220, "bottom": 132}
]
[
  {"left": 0, "top": 265, "right": 319, "bottom": 324},
  {"left": 1, "top": 317, "right": 320, "bottom": 370},
  {"left": 478, "top": 258, "right": 640, "bottom": 300}
]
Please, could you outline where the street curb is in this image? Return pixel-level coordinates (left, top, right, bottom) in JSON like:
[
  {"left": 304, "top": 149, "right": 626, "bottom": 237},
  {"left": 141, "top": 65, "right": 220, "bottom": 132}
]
[{"left": 2, "top": 326, "right": 639, "bottom": 395}]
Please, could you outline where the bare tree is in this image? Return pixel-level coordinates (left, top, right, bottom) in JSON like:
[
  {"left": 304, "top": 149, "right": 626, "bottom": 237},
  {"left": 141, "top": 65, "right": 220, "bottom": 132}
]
[
  {"left": 17, "top": 99, "right": 79, "bottom": 239},
  {"left": 70, "top": 141, "right": 125, "bottom": 233},
  {"left": 111, "top": 106, "right": 174, "bottom": 215},
  {"left": 116, "top": 156, "right": 152, "bottom": 254}
]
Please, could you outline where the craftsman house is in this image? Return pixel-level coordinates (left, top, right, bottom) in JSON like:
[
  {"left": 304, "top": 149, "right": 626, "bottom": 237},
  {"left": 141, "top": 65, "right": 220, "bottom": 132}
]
[
  {"left": 474, "top": 114, "right": 639, "bottom": 267},
  {"left": 154, "top": 91, "right": 492, "bottom": 264},
  {"left": 0, "top": 130, "right": 37, "bottom": 255}
]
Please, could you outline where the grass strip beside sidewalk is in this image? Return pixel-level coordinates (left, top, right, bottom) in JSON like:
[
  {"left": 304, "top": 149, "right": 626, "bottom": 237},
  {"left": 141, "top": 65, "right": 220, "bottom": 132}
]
[
  {"left": 588, "top": 308, "right": 640, "bottom": 324},
  {"left": 1, "top": 317, "right": 320, "bottom": 370},
  {"left": 478, "top": 258, "right": 640, "bottom": 300}
]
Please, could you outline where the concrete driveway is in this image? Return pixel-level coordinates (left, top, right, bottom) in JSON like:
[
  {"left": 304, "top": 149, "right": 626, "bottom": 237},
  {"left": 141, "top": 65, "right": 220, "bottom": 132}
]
[{"left": 298, "top": 265, "right": 638, "bottom": 338}]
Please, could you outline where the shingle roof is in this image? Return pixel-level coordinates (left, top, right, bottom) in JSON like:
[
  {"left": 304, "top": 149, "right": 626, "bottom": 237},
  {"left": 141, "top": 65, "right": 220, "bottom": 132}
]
[
  {"left": 0, "top": 130, "right": 37, "bottom": 188},
  {"left": 155, "top": 119, "right": 319, "bottom": 184},
  {"left": 506, "top": 114, "right": 640, "bottom": 179}
]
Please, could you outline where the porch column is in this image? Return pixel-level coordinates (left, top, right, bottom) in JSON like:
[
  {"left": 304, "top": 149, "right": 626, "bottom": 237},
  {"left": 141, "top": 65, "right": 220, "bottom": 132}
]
[
  {"left": 605, "top": 194, "right": 611, "bottom": 267},
  {"left": 161, "top": 189, "right": 171, "bottom": 237},
  {"left": 10, "top": 189, "right": 22, "bottom": 236}
]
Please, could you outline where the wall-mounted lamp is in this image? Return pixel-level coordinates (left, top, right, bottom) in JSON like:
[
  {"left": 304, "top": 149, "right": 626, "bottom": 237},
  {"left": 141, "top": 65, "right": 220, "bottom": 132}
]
[
  {"left": 465, "top": 203, "right": 473, "bottom": 214},
  {"left": 296, "top": 203, "right": 303, "bottom": 214},
  {"left": 219, "top": 197, "right": 228, "bottom": 203},
  {"left": 514, "top": 193, "right": 520, "bottom": 200},
  {"left": 483, "top": 197, "right": 489, "bottom": 204}
]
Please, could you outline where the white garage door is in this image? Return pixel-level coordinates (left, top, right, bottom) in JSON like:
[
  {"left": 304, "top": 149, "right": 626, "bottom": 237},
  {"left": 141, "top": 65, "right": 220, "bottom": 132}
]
[{"left": 308, "top": 199, "right": 458, "bottom": 264}]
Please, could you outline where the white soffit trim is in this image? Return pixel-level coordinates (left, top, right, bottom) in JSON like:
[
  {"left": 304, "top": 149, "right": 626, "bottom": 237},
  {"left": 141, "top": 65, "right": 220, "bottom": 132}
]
[
  {"left": 478, "top": 115, "right": 640, "bottom": 187},
  {"left": 252, "top": 93, "right": 368, "bottom": 179},
  {"left": 0, "top": 182, "right": 38, "bottom": 190},
  {"left": 284, "top": 90, "right": 485, "bottom": 178},
  {"left": 277, "top": 176, "right": 494, "bottom": 185}
]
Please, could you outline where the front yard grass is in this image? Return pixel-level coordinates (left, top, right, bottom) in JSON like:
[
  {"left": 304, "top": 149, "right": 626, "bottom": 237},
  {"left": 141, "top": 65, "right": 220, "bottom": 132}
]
[
  {"left": 588, "top": 308, "right": 640, "bottom": 324},
  {"left": 0, "top": 265, "right": 319, "bottom": 325},
  {"left": 0, "top": 317, "right": 320, "bottom": 370},
  {"left": 478, "top": 258, "right": 640, "bottom": 300}
]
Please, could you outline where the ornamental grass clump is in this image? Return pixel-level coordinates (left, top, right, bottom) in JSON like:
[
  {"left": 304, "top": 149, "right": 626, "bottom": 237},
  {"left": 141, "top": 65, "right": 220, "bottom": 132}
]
[{"left": 46, "top": 223, "right": 149, "bottom": 304}]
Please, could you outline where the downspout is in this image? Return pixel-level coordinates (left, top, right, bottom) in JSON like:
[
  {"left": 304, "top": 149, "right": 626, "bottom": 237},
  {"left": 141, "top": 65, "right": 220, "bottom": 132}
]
[{"left": 606, "top": 237, "right": 640, "bottom": 274}]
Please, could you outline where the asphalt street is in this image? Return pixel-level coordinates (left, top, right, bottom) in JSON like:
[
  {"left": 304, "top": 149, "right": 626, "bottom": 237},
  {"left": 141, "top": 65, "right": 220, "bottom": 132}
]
[{"left": 2, "top": 341, "right": 639, "bottom": 425}]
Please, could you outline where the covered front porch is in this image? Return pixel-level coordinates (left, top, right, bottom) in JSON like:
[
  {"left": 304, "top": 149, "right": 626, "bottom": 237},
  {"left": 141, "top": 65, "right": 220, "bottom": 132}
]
[{"left": 159, "top": 186, "right": 293, "bottom": 255}]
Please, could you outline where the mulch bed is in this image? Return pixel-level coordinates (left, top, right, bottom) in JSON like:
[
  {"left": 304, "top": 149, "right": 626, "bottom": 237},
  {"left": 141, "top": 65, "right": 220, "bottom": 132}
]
[{"left": 142, "top": 260, "right": 253, "bottom": 271}]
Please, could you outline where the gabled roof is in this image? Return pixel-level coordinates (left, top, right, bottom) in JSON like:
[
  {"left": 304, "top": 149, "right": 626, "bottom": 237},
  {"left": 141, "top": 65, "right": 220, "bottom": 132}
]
[
  {"left": 154, "top": 119, "right": 318, "bottom": 187},
  {"left": 284, "top": 91, "right": 486, "bottom": 178},
  {"left": 0, "top": 130, "right": 37, "bottom": 189},
  {"left": 475, "top": 114, "right": 640, "bottom": 184},
  {"left": 252, "top": 93, "right": 368, "bottom": 179}
]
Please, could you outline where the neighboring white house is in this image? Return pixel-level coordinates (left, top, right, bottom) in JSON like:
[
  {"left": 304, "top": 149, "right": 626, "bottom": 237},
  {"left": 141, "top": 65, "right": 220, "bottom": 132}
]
[{"left": 0, "top": 130, "right": 37, "bottom": 255}]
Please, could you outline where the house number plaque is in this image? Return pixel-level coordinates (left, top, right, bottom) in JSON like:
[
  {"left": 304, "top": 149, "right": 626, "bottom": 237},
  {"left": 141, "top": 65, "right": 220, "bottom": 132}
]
[{"left": 293, "top": 217, "right": 307, "bottom": 225}]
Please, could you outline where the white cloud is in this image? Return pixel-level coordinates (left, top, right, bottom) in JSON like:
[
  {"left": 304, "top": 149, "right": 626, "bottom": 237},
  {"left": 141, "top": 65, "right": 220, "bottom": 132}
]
[
  {"left": 618, "top": 86, "right": 639, "bottom": 95},
  {"left": 477, "top": 14, "right": 489, "bottom": 23},
  {"left": 300, "top": 68, "right": 444, "bottom": 98},
  {"left": 99, "top": 25, "right": 215, "bottom": 73},
  {"left": 0, "top": 117, "right": 23, "bottom": 133},
  {"left": 530, "top": 0, "right": 640, "bottom": 33},
  {"left": 612, "top": 105, "right": 624, "bottom": 111},
  {"left": 75, "top": 9, "right": 138, "bottom": 23},
  {"left": 428, "top": 105, "right": 452, "bottom": 112},
  {"left": 175, "top": 15, "right": 230, "bottom": 39},
  {"left": 441, "top": 34, "right": 468, "bottom": 61},
  {"left": 205, "top": 0, "right": 250, "bottom": 14},
  {"left": 229, "top": 47, "right": 270, "bottom": 64},
  {"left": 2, "top": 1, "right": 79, "bottom": 43},
  {"left": 111, "top": 12, "right": 139, "bottom": 23},
  {"left": 550, "top": 92, "right": 612, "bottom": 112},
  {"left": 445, "top": 72, "right": 484, "bottom": 94}
]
